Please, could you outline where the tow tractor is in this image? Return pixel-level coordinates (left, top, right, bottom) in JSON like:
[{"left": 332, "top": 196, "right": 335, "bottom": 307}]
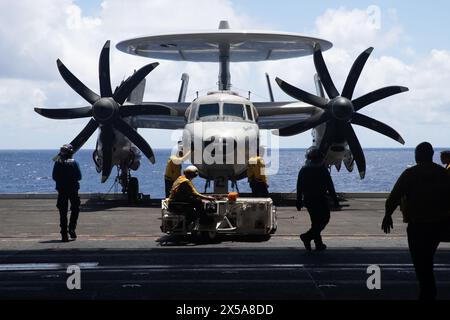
[{"left": 161, "top": 193, "right": 277, "bottom": 241}]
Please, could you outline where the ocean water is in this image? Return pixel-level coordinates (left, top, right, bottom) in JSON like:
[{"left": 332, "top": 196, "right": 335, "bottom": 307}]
[{"left": 0, "top": 149, "right": 447, "bottom": 198}]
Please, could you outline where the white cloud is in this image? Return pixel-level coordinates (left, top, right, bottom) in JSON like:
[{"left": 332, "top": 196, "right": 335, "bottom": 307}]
[
  {"left": 0, "top": 0, "right": 259, "bottom": 149},
  {"left": 314, "top": 6, "right": 404, "bottom": 53},
  {"left": 66, "top": 4, "right": 102, "bottom": 30},
  {"left": 253, "top": 6, "right": 450, "bottom": 148},
  {"left": 0, "top": 2, "right": 449, "bottom": 150}
]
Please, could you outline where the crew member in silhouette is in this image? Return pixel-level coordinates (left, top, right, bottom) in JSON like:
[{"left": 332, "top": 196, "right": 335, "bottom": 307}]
[
  {"left": 296, "top": 148, "right": 339, "bottom": 251},
  {"left": 383, "top": 142, "right": 450, "bottom": 300},
  {"left": 247, "top": 155, "right": 269, "bottom": 197},
  {"left": 168, "top": 166, "right": 215, "bottom": 225},
  {"left": 164, "top": 150, "right": 190, "bottom": 198},
  {"left": 52, "top": 144, "right": 82, "bottom": 242},
  {"left": 441, "top": 150, "right": 450, "bottom": 172}
]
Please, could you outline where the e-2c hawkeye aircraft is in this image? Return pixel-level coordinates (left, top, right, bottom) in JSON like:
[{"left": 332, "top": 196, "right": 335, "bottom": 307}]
[{"left": 35, "top": 21, "right": 408, "bottom": 198}]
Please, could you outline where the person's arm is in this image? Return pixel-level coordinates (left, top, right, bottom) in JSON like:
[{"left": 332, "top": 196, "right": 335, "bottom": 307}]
[
  {"left": 180, "top": 151, "right": 191, "bottom": 162},
  {"left": 74, "top": 161, "right": 82, "bottom": 181},
  {"left": 296, "top": 169, "right": 303, "bottom": 211},
  {"left": 172, "top": 151, "right": 192, "bottom": 165},
  {"left": 385, "top": 171, "right": 407, "bottom": 217},
  {"left": 199, "top": 194, "right": 215, "bottom": 201},
  {"left": 52, "top": 162, "right": 59, "bottom": 182},
  {"left": 188, "top": 181, "right": 214, "bottom": 201},
  {"left": 382, "top": 171, "right": 407, "bottom": 233}
]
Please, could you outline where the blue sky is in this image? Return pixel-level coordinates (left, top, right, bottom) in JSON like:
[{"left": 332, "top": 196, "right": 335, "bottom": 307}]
[
  {"left": 234, "top": 0, "right": 449, "bottom": 47},
  {"left": 0, "top": 0, "right": 449, "bottom": 149},
  {"left": 75, "top": 0, "right": 450, "bottom": 56}
]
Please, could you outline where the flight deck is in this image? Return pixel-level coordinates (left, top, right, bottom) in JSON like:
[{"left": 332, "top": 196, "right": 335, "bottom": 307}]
[{"left": 0, "top": 195, "right": 449, "bottom": 300}]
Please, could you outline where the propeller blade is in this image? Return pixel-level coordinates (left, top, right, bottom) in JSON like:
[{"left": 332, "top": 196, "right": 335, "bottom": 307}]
[
  {"left": 100, "top": 125, "right": 114, "bottom": 183},
  {"left": 119, "top": 104, "right": 175, "bottom": 117},
  {"left": 275, "top": 77, "right": 328, "bottom": 108},
  {"left": 34, "top": 106, "right": 92, "bottom": 119},
  {"left": 343, "top": 123, "right": 366, "bottom": 179},
  {"left": 70, "top": 118, "right": 99, "bottom": 153},
  {"left": 113, "top": 62, "right": 159, "bottom": 105},
  {"left": 57, "top": 59, "right": 100, "bottom": 105},
  {"left": 351, "top": 113, "right": 405, "bottom": 145},
  {"left": 275, "top": 110, "right": 331, "bottom": 137},
  {"left": 353, "top": 86, "right": 409, "bottom": 111},
  {"left": 342, "top": 47, "right": 374, "bottom": 99},
  {"left": 313, "top": 43, "right": 340, "bottom": 99},
  {"left": 113, "top": 118, "right": 155, "bottom": 164},
  {"left": 99, "top": 40, "right": 113, "bottom": 98}
]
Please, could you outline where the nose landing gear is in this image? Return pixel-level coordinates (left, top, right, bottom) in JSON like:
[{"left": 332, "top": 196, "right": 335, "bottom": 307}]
[{"left": 118, "top": 167, "right": 140, "bottom": 204}]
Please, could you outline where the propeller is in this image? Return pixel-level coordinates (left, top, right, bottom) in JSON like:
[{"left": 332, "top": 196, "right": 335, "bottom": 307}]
[
  {"left": 35, "top": 40, "right": 170, "bottom": 183},
  {"left": 275, "top": 44, "right": 409, "bottom": 179}
]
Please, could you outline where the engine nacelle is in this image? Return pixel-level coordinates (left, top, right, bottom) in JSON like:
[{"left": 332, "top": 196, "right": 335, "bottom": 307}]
[
  {"left": 128, "top": 146, "right": 141, "bottom": 171},
  {"left": 92, "top": 145, "right": 142, "bottom": 173}
]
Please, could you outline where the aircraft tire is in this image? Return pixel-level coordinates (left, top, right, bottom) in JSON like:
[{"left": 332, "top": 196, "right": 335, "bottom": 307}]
[
  {"left": 128, "top": 177, "right": 139, "bottom": 204},
  {"left": 201, "top": 231, "right": 217, "bottom": 242}
]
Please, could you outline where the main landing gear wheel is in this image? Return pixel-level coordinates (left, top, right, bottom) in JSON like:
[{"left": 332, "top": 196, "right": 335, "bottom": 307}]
[
  {"left": 200, "top": 231, "right": 217, "bottom": 242},
  {"left": 269, "top": 225, "right": 277, "bottom": 235},
  {"left": 128, "top": 177, "right": 139, "bottom": 204}
]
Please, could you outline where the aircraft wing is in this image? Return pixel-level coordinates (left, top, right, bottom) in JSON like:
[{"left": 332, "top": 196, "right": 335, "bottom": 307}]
[
  {"left": 137, "top": 102, "right": 190, "bottom": 116},
  {"left": 254, "top": 102, "right": 319, "bottom": 130},
  {"left": 254, "top": 101, "right": 317, "bottom": 117},
  {"left": 258, "top": 114, "right": 313, "bottom": 130},
  {"left": 128, "top": 102, "right": 188, "bottom": 129},
  {"left": 130, "top": 101, "right": 319, "bottom": 130},
  {"left": 132, "top": 115, "right": 186, "bottom": 129}
]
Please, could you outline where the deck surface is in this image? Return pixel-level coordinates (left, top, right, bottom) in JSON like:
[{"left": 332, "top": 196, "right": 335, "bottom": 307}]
[{"left": 0, "top": 197, "right": 449, "bottom": 300}]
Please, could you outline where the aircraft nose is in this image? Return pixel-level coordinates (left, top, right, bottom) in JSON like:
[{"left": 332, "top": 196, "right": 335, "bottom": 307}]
[
  {"left": 202, "top": 131, "right": 258, "bottom": 165},
  {"left": 186, "top": 123, "right": 259, "bottom": 165}
]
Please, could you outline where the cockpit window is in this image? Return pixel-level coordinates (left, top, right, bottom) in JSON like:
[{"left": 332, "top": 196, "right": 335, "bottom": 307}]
[
  {"left": 223, "top": 103, "right": 244, "bottom": 119},
  {"left": 245, "top": 105, "right": 253, "bottom": 121},
  {"left": 198, "top": 103, "right": 220, "bottom": 118}
]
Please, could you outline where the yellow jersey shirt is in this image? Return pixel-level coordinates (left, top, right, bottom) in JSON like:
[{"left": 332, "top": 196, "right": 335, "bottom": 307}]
[
  {"left": 247, "top": 156, "right": 268, "bottom": 185},
  {"left": 164, "top": 155, "right": 183, "bottom": 181},
  {"left": 168, "top": 176, "right": 202, "bottom": 202}
]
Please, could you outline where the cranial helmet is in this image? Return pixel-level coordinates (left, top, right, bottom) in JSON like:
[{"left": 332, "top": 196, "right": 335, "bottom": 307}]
[
  {"left": 305, "top": 147, "right": 324, "bottom": 162},
  {"left": 60, "top": 144, "right": 74, "bottom": 155},
  {"left": 184, "top": 165, "right": 199, "bottom": 177}
]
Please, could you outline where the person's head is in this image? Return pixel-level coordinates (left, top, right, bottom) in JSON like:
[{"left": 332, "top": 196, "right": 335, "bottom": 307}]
[
  {"left": 305, "top": 147, "right": 324, "bottom": 164},
  {"left": 415, "top": 142, "right": 434, "bottom": 164},
  {"left": 59, "top": 144, "right": 74, "bottom": 159},
  {"left": 177, "top": 150, "right": 184, "bottom": 158},
  {"left": 441, "top": 150, "right": 450, "bottom": 165},
  {"left": 184, "top": 165, "right": 199, "bottom": 180}
]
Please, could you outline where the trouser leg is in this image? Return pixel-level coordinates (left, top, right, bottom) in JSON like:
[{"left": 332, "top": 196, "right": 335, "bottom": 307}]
[
  {"left": 257, "top": 182, "right": 269, "bottom": 197},
  {"left": 304, "top": 202, "right": 330, "bottom": 244},
  {"left": 250, "top": 181, "right": 269, "bottom": 197},
  {"left": 57, "top": 192, "right": 69, "bottom": 234},
  {"left": 165, "top": 179, "right": 173, "bottom": 198},
  {"left": 313, "top": 209, "right": 330, "bottom": 245},
  {"left": 180, "top": 198, "right": 202, "bottom": 224},
  {"left": 190, "top": 198, "right": 210, "bottom": 224},
  {"left": 407, "top": 223, "right": 440, "bottom": 300},
  {"left": 68, "top": 191, "right": 80, "bottom": 232},
  {"left": 250, "top": 181, "right": 257, "bottom": 197}
]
